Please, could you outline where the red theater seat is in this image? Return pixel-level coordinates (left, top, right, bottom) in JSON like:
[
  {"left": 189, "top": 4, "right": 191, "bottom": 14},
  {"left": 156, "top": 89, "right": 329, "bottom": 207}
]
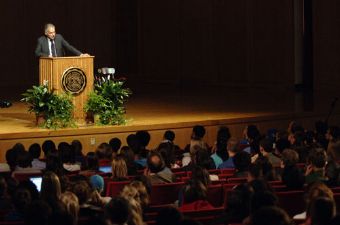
[
  {"left": 181, "top": 207, "right": 225, "bottom": 225},
  {"left": 150, "top": 182, "right": 184, "bottom": 205},
  {"left": 105, "top": 181, "right": 130, "bottom": 197},
  {"left": 276, "top": 190, "right": 305, "bottom": 217}
]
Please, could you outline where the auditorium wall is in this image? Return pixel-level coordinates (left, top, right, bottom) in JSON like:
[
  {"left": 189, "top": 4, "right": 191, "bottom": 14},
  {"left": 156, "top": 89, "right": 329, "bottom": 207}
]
[{"left": 0, "top": 0, "right": 338, "bottom": 99}]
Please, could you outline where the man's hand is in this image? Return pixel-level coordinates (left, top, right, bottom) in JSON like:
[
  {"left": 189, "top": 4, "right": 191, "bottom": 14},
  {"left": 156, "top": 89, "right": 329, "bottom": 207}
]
[{"left": 80, "top": 53, "right": 90, "bottom": 57}]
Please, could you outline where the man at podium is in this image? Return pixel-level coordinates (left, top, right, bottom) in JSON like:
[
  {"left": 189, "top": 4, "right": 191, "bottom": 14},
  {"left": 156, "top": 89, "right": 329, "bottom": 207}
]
[{"left": 35, "top": 23, "right": 89, "bottom": 57}]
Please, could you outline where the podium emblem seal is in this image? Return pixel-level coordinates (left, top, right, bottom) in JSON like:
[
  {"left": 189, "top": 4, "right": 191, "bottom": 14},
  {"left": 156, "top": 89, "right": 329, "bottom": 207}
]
[{"left": 62, "top": 67, "right": 87, "bottom": 94}]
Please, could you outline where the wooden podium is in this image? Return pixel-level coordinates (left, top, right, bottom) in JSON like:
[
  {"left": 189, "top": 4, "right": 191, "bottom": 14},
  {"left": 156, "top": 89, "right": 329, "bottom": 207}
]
[{"left": 39, "top": 56, "right": 94, "bottom": 123}]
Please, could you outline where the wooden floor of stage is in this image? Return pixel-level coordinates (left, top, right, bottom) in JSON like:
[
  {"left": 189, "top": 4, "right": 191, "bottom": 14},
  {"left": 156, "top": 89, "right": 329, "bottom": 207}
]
[
  {"left": 0, "top": 86, "right": 339, "bottom": 162},
  {"left": 0, "top": 86, "right": 336, "bottom": 136}
]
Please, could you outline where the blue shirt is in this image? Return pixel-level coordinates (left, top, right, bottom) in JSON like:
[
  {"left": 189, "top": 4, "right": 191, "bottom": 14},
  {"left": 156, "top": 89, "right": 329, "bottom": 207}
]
[
  {"left": 211, "top": 153, "right": 223, "bottom": 168},
  {"left": 218, "top": 157, "right": 235, "bottom": 169}
]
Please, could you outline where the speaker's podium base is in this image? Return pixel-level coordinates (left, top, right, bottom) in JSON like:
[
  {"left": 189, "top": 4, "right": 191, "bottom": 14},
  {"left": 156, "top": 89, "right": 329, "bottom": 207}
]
[{"left": 39, "top": 56, "right": 94, "bottom": 123}]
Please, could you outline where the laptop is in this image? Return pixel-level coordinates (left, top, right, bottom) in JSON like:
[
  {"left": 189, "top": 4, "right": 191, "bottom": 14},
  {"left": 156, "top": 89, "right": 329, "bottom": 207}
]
[
  {"left": 30, "top": 176, "right": 43, "bottom": 192},
  {"left": 99, "top": 165, "right": 111, "bottom": 173}
]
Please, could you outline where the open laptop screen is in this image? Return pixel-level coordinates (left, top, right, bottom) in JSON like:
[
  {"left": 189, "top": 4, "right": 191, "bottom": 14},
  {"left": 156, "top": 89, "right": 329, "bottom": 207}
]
[{"left": 30, "top": 176, "right": 43, "bottom": 192}]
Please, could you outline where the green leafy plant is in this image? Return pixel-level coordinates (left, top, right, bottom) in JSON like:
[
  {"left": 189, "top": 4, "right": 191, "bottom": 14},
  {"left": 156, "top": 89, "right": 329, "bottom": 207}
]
[
  {"left": 21, "top": 83, "right": 53, "bottom": 115},
  {"left": 21, "top": 83, "right": 76, "bottom": 129},
  {"left": 84, "top": 80, "right": 132, "bottom": 125}
]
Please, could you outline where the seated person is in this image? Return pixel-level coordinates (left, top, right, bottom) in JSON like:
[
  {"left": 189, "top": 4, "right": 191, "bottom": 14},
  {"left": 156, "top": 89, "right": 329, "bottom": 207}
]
[
  {"left": 28, "top": 143, "right": 46, "bottom": 170},
  {"left": 12, "top": 151, "right": 42, "bottom": 177},
  {"left": 281, "top": 149, "right": 305, "bottom": 190},
  {"left": 111, "top": 156, "right": 129, "bottom": 181},
  {"left": 145, "top": 152, "right": 174, "bottom": 184},
  {"left": 305, "top": 148, "right": 328, "bottom": 184},
  {"left": 179, "top": 180, "right": 214, "bottom": 211},
  {"left": 233, "top": 151, "right": 251, "bottom": 178},
  {"left": 58, "top": 142, "right": 80, "bottom": 172},
  {"left": 252, "top": 138, "right": 281, "bottom": 168},
  {"left": 218, "top": 138, "right": 239, "bottom": 169}
]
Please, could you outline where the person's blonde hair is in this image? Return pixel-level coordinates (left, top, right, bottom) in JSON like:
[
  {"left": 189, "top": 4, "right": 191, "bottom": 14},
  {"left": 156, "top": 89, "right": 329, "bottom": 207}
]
[
  {"left": 120, "top": 184, "right": 139, "bottom": 201},
  {"left": 111, "top": 157, "right": 128, "bottom": 179},
  {"left": 306, "top": 182, "right": 334, "bottom": 216},
  {"left": 120, "top": 187, "right": 144, "bottom": 225},
  {"left": 41, "top": 171, "right": 61, "bottom": 202},
  {"left": 60, "top": 191, "right": 79, "bottom": 225},
  {"left": 130, "top": 181, "right": 150, "bottom": 208}
]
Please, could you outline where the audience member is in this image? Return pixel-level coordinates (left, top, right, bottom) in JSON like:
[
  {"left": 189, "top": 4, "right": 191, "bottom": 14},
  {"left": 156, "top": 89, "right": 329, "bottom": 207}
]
[
  {"left": 109, "top": 137, "right": 122, "bottom": 154},
  {"left": 146, "top": 152, "right": 174, "bottom": 184},
  {"left": 218, "top": 137, "right": 239, "bottom": 169},
  {"left": 305, "top": 148, "right": 328, "bottom": 184},
  {"left": 0, "top": 176, "right": 11, "bottom": 210},
  {"left": 129, "top": 180, "right": 150, "bottom": 211},
  {"left": 12, "top": 151, "right": 41, "bottom": 177},
  {"left": 211, "top": 126, "right": 231, "bottom": 168},
  {"left": 308, "top": 197, "right": 336, "bottom": 225},
  {"left": 105, "top": 197, "right": 130, "bottom": 225},
  {"left": 28, "top": 143, "right": 46, "bottom": 170},
  {"left": 219, "top": 183, "right": 253, "bottom": 224},
  {"left": 59, "top": 142, "right": 80, "bottom": 172},
  {"left": 157, "top": 142, "right": 177, "bottom": 169},
  {"left": 294, "top": 181, "right": 334, "bottom": 220},
  {"left": 120, "top": 185, "right": 144, "bottom": 225},
  {"left": 42, "top": 140, "right": 57, "bottom": 158},
  {"left": 89, "top": 174, "right": 111, "bottom": 206},
  {"left": 179, "top": 180, "right": 214, "bottom": 211},
  {"left": 120, "top": 146, "right": 139, "bottom": 175},
  {"left": 191, "top": 166, "right": 211, "bottom": 187},
  {"left": 281, "top": 149, "right": 305, "bottom": 190},
  {"left": 79, "top": 152, "right": 99, "bottom": 176},
  {"left": 5, "top": 148, "right": 16, "bottom": 171},
  {"left": 45, "top": 151, "right": 64, "bottom": 176},
  {"left": 253, "top": 156, "right": 278, "bottom": 181},
  {"left": 252, "top": 138, "right": 281, "bottom": 167},
  {"left": 242, "top": 125, "right": 261, "bottom": 155},
  {"left": 60, "top": 191, "right": 80, "bottom": 225},
  {"left": 233, "top": 151, "right": 251, "bottom": 177},
  {"left": 156, "top": 206, "right": 183, "bottom": 225},
  {"left": 71, "top": 140, "right": 85, "bottom": 166},
  {"left": 24, "top": 200, "right": 52, "bottom": 225},
  {"left": 40, "top": 171, "right": 64, "bottom": 212},
  {"left": 111, "top": 156, "right": 129, "bottom": 181},
  {"left": 250, "top": 206, "right": 292, "bottom": 225},
  {"left": 5, "top": 187, "right": 32, "bottom": 221},
  {"left": 187, "top": 125, "right": 210, "bottom": 154},
  {"left": 184, "top": 145, "right": 216, "bottom": 171},
  {"left": 96, "top": 142, "right": 114, "bottom": 165}
]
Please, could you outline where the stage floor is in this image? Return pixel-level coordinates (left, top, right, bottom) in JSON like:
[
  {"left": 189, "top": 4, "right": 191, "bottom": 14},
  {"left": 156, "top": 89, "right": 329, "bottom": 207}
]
[
  {"left": 0, "top": 87, "right": 307, "bottom": 136},
  {"left": 0, "top": 86, "right": 339, "bottom": 162}
]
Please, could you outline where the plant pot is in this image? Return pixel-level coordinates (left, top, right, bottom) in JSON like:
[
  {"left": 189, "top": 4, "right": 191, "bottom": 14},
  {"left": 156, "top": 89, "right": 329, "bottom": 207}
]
[
  {"left": 35, "top": 113, "right": 46, "bottom": 126},
  {"left": 94, "top": 114, "right": 101, "bottom": 124}
]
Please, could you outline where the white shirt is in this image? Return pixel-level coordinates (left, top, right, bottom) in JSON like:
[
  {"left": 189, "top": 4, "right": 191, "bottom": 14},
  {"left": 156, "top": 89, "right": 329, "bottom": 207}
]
[
  {"left": 32, "top": 159, "right": 46, "bottom": 170},
  {"left": 293, "top": 211, "right": 306, "bottom": 219},
  {"left": 63, "top": 163, "right": 81, "bottom": 172},
  {"left": 47, "top": 38, "right": 56, "bottom": 57}
]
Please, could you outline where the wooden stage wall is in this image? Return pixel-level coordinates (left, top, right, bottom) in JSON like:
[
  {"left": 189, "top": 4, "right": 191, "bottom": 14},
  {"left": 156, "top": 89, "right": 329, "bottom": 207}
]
[{"left": 0, "top": 111, "right": 337, "bottom": 163}]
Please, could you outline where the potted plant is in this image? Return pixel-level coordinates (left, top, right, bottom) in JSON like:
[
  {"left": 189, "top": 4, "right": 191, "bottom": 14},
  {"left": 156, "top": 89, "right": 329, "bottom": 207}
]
[
  {"left": 84, "top": 80, "right": 132, "bottom": 125},
  {"left": 21, "top": 83, "right": 76, "bottom": 129},
  {"left": 21, "top": 83, "right": 52, "bottom": 125}
]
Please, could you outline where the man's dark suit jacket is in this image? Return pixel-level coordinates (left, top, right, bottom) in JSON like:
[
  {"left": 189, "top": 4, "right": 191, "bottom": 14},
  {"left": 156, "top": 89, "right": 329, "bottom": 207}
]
[{"left": 35, "top": 34, "right": 82, "bottom": 57}]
